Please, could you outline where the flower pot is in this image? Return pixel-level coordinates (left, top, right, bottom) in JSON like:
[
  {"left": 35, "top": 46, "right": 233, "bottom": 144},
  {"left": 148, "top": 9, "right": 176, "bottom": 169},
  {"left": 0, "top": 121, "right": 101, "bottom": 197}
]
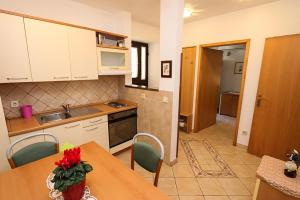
[{"left": 62, "top": 178, "right": 86, "bottom": 200}]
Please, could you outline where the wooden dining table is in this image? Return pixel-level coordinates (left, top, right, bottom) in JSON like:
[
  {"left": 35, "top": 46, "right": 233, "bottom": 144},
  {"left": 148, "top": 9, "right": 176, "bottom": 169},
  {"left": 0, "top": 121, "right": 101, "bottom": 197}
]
[{"left": 0, "top": 142, "right": 170, "bottom": 200}]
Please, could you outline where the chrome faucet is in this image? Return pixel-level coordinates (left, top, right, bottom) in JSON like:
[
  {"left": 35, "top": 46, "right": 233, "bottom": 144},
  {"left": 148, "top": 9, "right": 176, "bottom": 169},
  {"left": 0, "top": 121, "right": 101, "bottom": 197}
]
[{"left": 62, "top": 104, "right": 71, "bottom": 113}]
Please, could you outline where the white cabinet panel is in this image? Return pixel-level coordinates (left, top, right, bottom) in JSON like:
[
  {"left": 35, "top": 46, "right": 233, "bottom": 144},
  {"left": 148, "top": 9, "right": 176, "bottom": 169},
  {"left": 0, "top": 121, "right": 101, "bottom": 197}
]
[
  {"left": 44, "top": 121, "right": 82, "bottom": 148},
  {"left": 82, "top": 122, "right": 109, "bottom": 151},
  {"left": 68, "top": 27, "right": 98, "bottom": 80},
  {"left": 97, "top": 47, "right": 130, "bottom": 75},
  {"left": 0, "top": 13, "right": 32, "bottom": 83},
  {"left": 9, "top": 130, "right": 44, "bottom": 153},
  {"left": 24, "top": 18, "right": 71, "bottom": 82}
]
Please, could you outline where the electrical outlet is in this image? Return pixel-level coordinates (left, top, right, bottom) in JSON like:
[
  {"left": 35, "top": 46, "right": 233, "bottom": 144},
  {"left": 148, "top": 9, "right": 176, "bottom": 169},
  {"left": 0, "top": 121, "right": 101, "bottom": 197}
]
[
  {"left": 11, "top": 100, "right": 19, "bottom": 108},
  {"left": 242, "top": 130, "right": 248, "bottom": 135}
]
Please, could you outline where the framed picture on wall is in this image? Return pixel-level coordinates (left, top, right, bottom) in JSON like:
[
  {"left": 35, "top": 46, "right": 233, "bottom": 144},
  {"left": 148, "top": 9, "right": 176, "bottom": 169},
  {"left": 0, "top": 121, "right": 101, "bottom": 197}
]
[
  {"left": 161, "top": 60, "right": 172, "bottom": 78},
  {"left": 234, "top": 62, "right": 243, "bottom": 74}
]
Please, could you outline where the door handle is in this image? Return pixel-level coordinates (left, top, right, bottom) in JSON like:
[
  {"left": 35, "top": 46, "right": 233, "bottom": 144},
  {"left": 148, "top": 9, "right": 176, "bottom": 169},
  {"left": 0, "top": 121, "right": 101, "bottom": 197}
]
[{"left": 256, "top": 95, "right": 267, "bottom": 107}]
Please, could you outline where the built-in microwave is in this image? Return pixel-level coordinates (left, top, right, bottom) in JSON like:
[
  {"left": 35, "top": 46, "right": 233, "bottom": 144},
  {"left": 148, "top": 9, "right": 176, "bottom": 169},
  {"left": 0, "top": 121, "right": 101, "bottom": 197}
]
[{"left": 97, "top": 47, "right": 130, "bottom": 75}]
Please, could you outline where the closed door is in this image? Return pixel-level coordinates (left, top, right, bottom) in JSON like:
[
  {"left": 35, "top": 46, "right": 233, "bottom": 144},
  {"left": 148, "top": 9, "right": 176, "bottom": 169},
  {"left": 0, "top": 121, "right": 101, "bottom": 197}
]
[
  {"left": 68, "top": 27, "right": 98, "bottom": 80},
  {"left": 195, "top": 48, "right": 223, "bottom": 131},
  {"left": 180, "top": 47, "right": 196, "bottom": 115},
  {"left": 248, "top": 34, "right": 300, "bottom": 160},
  {"left": 24, "top": 18, "right": 71, "bottom": 82},
  {"left": 0, "top": 13, "right": 32, "bottom": 83}
]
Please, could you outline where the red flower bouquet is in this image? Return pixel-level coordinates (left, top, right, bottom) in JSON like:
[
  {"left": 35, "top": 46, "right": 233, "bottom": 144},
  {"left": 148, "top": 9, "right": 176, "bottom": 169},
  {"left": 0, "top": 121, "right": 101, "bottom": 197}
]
[{"left": 51, "top": 147, "right": 93, "bottom": 200}]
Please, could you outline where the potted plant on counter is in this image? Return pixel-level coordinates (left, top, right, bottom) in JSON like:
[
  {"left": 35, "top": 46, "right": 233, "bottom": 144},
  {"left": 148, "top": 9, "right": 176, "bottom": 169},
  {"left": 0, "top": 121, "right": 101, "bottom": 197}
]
[{"left": 51, "top": 147, "right": 93, "bottom": 200}]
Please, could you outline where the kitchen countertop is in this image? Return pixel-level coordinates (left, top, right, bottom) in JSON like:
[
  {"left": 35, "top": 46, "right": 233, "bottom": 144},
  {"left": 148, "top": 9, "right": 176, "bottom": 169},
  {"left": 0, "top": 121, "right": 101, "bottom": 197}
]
[
  {"left": 6, "top": 100, "right": 137, "bottom": 137},
  {"left": 256, "top": 155, "right": 300, "bottom": 198}
]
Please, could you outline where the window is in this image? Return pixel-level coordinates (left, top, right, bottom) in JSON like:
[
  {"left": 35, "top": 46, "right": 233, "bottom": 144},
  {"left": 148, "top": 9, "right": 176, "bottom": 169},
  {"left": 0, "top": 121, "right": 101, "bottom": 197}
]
[{"left": 131, "top": 41, "right": 148, "bottom": 86}]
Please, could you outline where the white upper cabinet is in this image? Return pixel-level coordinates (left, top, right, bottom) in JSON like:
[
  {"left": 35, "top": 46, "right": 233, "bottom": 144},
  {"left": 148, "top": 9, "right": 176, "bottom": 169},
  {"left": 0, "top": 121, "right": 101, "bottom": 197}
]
[
  {"left": 0, "top": 13, "right": 32, "bottom": 83},
  {"left": 68, "top": 27, "right": 98, "bottom": 80},
  {"left": 24, "top": 18, "right": 71, "bottom": 82}
]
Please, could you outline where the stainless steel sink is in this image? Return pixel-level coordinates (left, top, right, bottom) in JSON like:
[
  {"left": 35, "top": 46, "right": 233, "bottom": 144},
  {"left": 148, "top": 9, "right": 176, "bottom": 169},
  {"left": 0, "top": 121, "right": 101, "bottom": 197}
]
[{"left": 36, "top": 107, "right": 101, "bottom": 124}]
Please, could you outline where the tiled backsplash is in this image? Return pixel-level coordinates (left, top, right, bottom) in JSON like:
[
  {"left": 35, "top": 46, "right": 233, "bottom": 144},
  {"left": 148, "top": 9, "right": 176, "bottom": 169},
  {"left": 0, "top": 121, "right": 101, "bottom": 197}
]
[{"left": 0, "top": 76, "right": 121, "bottom": 118}]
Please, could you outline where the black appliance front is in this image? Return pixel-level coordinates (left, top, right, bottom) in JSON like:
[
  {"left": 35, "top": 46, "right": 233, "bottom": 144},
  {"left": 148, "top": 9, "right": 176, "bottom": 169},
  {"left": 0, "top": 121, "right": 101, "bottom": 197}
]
[{"left": 108, "top": 109, "right": 137, "bottom": 148}]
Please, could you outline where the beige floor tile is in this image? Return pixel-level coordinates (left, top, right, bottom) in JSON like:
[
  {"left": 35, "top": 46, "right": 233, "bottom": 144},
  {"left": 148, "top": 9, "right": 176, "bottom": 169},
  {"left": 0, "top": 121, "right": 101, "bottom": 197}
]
[
  {"left": 160, "top": 163, "right": 175, "bottom": 177},
  {"left": 230, "top": 165, "right": 256, "bottom": 178},
  {"left": 157, "top": 178, "right": 178, "bottom": 196},
  {"left": 239, "top": 178, "right": 257, "bottom": 194},
  {"left": 228, "top": 196, "right": 252, "bottom": 200},
  {"left": 197, "top": 178, "right": 226, "bottom": 195},
  {"left": 218, "top": 178, "right": 250, "bottom": 196},
  {"left": 204, "top": 196, "right": 230, "bottom": 200},
  {"left": 176, "top": 178, "right": 203, "bottom": 196},
  {"left": 173, "top": 164, "right": 195, "bottom": 177},
  {"left": 144, "top": 177, "right": 154, "bottom": 185},
  {"left": 180, "top": 196, "right": 205, "bottom": 200},
  {"left": 177, "top": 153, "right": 190, "bottom": 164},
  {"left": 169, "top": 195, "right": 180, "bottom": 200}
]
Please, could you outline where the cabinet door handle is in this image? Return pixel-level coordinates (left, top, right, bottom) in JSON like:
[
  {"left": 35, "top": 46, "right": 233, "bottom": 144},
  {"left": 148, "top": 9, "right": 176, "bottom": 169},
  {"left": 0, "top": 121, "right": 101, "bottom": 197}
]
[
  {"left": 6, "top": 77, "right": 28, "bottom": 80},
  {"left": 86, "top": 126, "right": 99, "bottom": 131},
  {"left": 74, "top": 76, "right": 89, "bottom": 79},
  {"left": 65, "top": 123, "right": 80, "bottom": 129},
  {"left": 53, "top": 76, "right": 69, "bottom": 80},
  {"left": 89, "top": 119, "right": 102, "bottom": 124}
]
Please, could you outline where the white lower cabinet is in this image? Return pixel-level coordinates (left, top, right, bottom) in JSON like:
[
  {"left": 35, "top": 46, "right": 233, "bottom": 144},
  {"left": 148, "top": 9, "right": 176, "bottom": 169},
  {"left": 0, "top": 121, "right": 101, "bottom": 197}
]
[
  {"left": 81, "top": 116, "right": 109, "bottom": 151},
  {"left": 10, "top": 116, "right": 110, "bottom": 151},
  {"left": 82, "top": 122, "right": 109, "bottom": 151},
  {"left": 9, "top": 130, "right": 44, "bottom": 153},
  {"left": 44, "top": 121, "right": 83, "bottom": 148}
]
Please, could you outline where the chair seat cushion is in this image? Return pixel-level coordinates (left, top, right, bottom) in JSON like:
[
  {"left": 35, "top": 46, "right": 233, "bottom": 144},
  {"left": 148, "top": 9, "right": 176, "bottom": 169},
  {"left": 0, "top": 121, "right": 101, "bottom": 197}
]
[
  {"left": 12, "top": 142, "right": 57, "bottom": 167},
  {"left": 134, "top": 142, "right": 161, "bottom": 172}
]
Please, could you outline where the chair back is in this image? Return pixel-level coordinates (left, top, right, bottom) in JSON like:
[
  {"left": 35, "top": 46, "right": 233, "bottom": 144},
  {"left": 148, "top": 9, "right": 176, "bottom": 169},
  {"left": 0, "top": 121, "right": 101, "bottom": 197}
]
[
  {"left": 6, "top": 133, "right": 59, "bottom": 168},
  {"left": 132, "top": 133, "right": 164, "bottom": 173}
]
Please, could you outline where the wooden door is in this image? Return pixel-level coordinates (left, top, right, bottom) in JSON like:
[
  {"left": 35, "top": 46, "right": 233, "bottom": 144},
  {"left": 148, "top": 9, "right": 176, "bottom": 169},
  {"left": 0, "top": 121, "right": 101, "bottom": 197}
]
[
  {"left": 248, "top": 34, "right": 300, "bottom": 160},
  {"left": 0, "top": 13, "right": 32, "bottom": 83},
  {"left": 24, "top": 18, "right": 71, "bottom": 82},
  {"left": 180, "top": 47, "right": 196, "bottom": 115},
  {"left": 196, "top": 48, "right": 223, "bottom": 130},
  {"left": 68, "top": 27, "right": 98, "bottom": 80}
]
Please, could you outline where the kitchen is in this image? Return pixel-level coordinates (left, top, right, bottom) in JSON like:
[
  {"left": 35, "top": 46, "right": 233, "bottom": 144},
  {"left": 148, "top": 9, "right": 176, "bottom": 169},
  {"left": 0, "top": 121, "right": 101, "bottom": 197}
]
[{"left": 0, "top": 1, "right": 173, "bottom": 199}]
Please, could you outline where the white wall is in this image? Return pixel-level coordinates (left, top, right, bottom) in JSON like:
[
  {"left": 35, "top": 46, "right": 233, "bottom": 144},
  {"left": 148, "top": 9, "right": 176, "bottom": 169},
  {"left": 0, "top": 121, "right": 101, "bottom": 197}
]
[
  {"left": 131, "top": 21, "right": 160, "bottom": 89},
  {"left": 183, "top": 0, "right": 300, "bottom": 146},
  {"left": 220, "top": 49, "right": 245, "bottom": 93},
  {"left": 160, "top": 0, "right": 184, "bottom": 162}
]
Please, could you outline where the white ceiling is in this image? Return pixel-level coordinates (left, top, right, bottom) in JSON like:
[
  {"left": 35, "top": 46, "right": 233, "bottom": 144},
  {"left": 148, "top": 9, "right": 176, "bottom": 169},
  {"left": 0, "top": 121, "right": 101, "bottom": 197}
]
[{"left": 72, "top": 0, "right": 279, "bottom": 26}]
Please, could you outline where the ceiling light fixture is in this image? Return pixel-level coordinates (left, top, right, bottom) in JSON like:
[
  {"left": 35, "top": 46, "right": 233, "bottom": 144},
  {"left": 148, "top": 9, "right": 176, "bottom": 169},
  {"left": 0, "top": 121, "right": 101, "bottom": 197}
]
[{"left": 183, "top": 8, "right": 193, "bottom": 18}]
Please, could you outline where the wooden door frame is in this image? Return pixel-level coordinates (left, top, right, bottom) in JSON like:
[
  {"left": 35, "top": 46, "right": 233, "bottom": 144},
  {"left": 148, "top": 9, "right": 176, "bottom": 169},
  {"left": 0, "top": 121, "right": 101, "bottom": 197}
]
[{"left": 194, "top": 39, "right": 251, "bottom": 146}]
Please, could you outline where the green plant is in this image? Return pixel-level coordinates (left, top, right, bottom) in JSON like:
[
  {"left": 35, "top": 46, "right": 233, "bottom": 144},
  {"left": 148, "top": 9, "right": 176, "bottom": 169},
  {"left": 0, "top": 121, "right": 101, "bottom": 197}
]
[{"left": 51, "top": 147, "right": 93, "bottom": 192}]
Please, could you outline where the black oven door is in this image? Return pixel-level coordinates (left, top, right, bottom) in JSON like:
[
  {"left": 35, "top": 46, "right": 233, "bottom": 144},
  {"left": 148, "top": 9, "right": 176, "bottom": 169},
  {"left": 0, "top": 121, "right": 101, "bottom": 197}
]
[{"left": 108, "top": 112, "right": 137, "bottom": 148}]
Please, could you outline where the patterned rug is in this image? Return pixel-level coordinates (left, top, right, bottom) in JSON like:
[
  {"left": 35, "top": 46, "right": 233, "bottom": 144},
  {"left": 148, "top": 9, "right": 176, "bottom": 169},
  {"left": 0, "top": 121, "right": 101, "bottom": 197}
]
[{"left": 180, "top": 139, "right": 236, "bottom": 178}]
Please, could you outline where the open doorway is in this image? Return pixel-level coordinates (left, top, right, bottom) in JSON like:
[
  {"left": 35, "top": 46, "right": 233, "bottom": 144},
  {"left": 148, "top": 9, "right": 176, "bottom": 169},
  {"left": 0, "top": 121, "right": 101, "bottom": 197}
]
[{"left": 194, "top": 40, "right": 250, "bottom": 145}]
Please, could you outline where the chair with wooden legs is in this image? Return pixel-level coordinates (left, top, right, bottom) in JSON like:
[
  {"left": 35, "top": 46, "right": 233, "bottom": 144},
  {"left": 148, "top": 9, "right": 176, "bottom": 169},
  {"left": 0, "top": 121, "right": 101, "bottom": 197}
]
[
  {"left": 6, "top": 133, "right": 59, "bottom": 169},
  {"left": 131, "top": 133, "right": 164, "bottom": 187}
]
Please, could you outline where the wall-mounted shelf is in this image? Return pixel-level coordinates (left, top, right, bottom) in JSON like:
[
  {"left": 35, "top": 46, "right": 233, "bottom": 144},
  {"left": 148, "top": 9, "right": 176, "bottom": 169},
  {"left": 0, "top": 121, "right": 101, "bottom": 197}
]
[{"left": 97, "top": 44, "right": 128, "bottom": 50}]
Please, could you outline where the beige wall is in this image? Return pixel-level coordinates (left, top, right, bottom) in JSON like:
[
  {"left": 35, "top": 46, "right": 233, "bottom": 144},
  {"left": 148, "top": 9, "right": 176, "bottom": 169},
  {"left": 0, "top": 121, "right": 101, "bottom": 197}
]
[
  {"left": 119, "top": 84, "right": 173, "bottom": 164},
  {"left": 183, "top": 0, "right": 300, "bottom": 146},
  {"left": 0, "top": 76, "right": 121, "bottom": 118}
]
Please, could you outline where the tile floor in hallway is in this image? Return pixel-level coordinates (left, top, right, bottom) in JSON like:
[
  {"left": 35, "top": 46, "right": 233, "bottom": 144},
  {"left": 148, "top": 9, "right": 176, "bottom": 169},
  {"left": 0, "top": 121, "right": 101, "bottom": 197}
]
[{"left": 115, "top": 116, "right": 261, "bottom": 200}]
